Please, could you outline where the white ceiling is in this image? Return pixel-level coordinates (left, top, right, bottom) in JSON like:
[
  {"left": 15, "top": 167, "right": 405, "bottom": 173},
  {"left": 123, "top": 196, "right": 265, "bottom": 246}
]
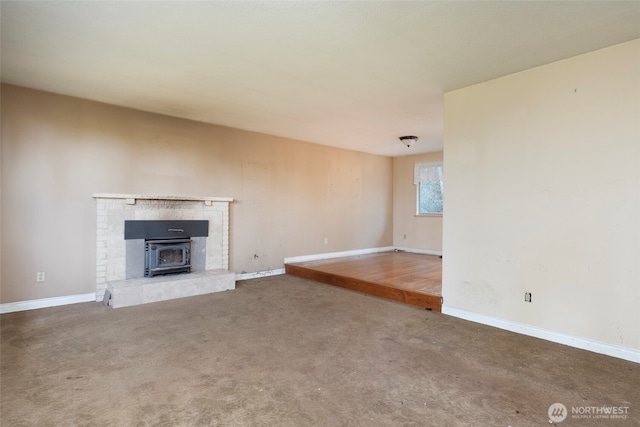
[{"left": 2, "top": 1, "right": 639, "bottom": 157}]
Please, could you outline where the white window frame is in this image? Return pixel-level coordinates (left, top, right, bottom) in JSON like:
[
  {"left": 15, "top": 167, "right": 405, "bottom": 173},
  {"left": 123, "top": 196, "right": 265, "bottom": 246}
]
[{"left": 414, "top": 161, "right": 443, "bottom": 216}]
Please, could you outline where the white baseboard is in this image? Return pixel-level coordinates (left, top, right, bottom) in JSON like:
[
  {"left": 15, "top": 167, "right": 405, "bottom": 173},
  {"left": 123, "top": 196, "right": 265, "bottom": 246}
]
[
  {"left": 393, "top": 247, "right": 442, "bottom": 256},
  {"left": 442, "top": 306, "right": 640, "bottom": 364},
  {"left": 0, "top": 293, "right": 96, "bottom": 314},
  {"left": 236, "top": 268, "right": 286, "bottom": 281},
  {"left": 243, "top": 246, "right": 436, "bottom": 280},
  {"left": 284, "top": 246, "right": 395, "bottom": 264}
]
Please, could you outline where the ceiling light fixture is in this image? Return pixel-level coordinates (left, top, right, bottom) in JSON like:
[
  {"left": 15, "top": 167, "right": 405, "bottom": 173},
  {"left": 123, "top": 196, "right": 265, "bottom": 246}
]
[{"left": 399, "top": 135, "right": 418, "bottom": 147}]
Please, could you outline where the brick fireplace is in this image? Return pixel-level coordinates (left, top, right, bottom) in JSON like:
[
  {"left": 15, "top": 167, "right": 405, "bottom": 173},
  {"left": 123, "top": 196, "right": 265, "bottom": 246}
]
[{"left": 93, "top": 194, "right": 234, "bottom": 307}]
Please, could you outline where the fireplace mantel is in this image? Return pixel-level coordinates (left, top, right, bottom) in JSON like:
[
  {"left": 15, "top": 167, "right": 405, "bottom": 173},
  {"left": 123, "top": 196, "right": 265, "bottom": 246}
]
[{"left": 93, "top": 193, "right": 233, "bottom": 203}]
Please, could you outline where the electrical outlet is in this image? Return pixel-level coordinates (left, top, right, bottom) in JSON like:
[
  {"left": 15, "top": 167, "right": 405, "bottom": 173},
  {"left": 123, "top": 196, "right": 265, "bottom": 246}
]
[
  {"left": 525, "top": 292, "right": 532, "bottom": 302},
  {"left": 36, "top": 272, "right": 46, "bottom": 283},
  {"left": 324, "top": 237, "right": 328, "bottom": 244}
]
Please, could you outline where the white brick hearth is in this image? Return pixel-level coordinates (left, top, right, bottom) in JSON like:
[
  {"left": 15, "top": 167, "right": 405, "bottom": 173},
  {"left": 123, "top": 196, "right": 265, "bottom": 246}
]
[{"left": 93, "top": 194, "right": 235, "bottom": 307}]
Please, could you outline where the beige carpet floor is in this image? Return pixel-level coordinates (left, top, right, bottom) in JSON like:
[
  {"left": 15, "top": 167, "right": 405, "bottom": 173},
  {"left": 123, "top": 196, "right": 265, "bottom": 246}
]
[{"left": 1, "top": 275, "right": 638, "bottom": 426}]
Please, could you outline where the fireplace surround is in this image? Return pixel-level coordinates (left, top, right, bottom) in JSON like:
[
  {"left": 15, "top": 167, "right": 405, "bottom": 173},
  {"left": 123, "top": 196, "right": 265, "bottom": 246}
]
[{"left": 93, "top": 194, "right": 234, "bottom": 307}]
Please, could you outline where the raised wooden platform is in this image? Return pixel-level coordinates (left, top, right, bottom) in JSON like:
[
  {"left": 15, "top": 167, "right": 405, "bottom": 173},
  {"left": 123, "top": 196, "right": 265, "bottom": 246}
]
[{"left": 285, "top": 251, "right": 442, "bottom": 312}]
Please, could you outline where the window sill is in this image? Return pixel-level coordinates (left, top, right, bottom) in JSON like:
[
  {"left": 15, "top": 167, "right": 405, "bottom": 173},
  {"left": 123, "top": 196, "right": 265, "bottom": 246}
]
[{"left": 415, "top": 213, "right": 443, "bottom": 217}]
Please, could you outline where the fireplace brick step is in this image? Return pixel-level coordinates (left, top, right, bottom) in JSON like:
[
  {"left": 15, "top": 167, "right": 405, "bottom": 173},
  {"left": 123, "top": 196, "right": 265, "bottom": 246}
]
[{"left": 106, "top": 269, "right": 235, "bottom": 308}]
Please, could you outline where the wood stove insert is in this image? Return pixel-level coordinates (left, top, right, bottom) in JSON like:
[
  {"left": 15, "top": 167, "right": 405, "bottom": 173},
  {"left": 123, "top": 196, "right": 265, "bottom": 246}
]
[{"left": 124, "top": 220, "right": 209, "bottom": 278}]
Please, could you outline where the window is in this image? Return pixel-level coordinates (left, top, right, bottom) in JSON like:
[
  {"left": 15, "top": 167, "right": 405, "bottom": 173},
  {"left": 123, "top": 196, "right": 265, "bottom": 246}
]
[{"left": 414, "top": 161, "right": 443, "bottom": 215}]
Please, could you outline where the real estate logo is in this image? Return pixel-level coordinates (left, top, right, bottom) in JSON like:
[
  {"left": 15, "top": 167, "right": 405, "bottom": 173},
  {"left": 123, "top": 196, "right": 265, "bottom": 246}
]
[
  {"left": 548, "top": 402, "right": 630, "bottom": 423},
  {"left": 548, "top": 403, "right": 567, "bottom": 423}
]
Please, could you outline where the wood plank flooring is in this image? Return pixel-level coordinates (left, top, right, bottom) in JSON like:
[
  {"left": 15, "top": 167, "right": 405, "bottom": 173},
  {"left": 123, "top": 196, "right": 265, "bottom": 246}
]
[{"left": 285, "top": 251, "right": 442, "bottom": 312}]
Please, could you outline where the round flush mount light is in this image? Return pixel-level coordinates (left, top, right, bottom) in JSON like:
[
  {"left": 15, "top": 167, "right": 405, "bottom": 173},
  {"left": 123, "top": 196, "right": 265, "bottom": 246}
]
[{"left": 399, "top": 135, "right": 418, "bottom": 147}]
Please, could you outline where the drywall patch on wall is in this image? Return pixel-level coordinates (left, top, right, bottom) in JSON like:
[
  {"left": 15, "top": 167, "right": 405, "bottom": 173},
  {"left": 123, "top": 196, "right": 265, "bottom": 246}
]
[{"left": 458, "top": 280, "right": 500, "bottom": 308}]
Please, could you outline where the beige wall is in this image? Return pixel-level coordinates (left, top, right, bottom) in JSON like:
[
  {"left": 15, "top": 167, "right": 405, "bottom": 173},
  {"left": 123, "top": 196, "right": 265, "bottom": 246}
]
[
  {"left": 393, "top": 152, "right": 443, "bottom": 252},
  {"left": 443, "top": 40, "right": 640, "bottom": 350},
  {"left": 0, "top": 85, "right": 393, "bottom": 303}
]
